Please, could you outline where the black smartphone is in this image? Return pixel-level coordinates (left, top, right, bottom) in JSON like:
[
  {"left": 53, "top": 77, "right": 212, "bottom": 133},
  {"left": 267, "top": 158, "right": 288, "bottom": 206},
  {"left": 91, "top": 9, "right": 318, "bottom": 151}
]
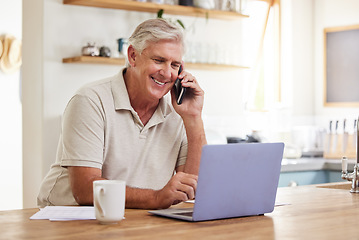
[{"left": 174, "top": 65, "right": 186, "bottom": 105}]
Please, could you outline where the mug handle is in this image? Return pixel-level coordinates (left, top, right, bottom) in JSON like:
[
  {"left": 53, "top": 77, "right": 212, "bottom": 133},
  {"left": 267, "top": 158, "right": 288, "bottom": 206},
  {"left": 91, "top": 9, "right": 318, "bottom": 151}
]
[{"left": 94, "top": 186, "right": 105, "bottom": 218}]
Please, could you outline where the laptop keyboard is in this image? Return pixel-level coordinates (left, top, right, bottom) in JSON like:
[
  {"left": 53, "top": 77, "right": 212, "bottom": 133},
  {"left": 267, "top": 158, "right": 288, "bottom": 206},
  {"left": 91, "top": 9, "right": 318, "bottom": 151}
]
[{"left": 174, "top": 211, "right": 193, "bottom": 217}]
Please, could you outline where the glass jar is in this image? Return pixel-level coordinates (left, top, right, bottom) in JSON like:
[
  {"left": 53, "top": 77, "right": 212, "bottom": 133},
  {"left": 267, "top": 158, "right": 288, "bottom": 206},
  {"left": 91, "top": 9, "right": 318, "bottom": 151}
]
[
  {"left": 164, "top": 0, "right": 178, "bottom": 4},
  {"left": 148, "top": 0, "right": 165, "bottom": 3}
]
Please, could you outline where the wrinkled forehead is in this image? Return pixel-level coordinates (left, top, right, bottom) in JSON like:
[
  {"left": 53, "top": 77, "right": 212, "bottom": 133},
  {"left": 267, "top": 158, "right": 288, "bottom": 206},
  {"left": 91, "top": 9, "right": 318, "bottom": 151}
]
[
  {"left": 142, "top": 38, "right": 185, "bottom": 55},
  {"left": 142, "top": 39, "right": 184, "bottom": 61}
]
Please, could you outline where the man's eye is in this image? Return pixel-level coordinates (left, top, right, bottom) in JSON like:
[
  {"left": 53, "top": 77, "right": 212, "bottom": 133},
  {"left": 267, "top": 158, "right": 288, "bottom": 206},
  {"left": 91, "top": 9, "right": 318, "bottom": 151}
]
[{"left": 153, "top": 59, "right": 163, "bottom": 63}]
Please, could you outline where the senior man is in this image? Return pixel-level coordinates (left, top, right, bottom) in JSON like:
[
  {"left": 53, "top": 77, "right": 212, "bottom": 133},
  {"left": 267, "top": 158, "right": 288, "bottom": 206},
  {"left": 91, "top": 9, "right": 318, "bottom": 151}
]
[{"left": 37, "top": 18, "right": 207, "bottom": 209}]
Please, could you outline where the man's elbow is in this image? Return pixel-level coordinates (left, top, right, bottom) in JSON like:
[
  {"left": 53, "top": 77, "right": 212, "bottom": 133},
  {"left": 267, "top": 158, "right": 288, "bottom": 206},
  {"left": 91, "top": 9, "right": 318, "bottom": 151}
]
[{"left": 72, "top": 190, "right": 93, "bottom": 206}]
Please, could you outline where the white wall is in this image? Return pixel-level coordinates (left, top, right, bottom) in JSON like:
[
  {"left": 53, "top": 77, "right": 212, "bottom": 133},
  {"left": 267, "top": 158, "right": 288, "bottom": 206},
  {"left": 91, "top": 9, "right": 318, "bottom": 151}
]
[
  {"left": 280, "top": 0, "right": 315, "bottom": 127},
  {"left": 23, "top": 0, "right": 45, "bottom": 208},
  {"left": 0, "top": 0, "right": 23, "bottom": 210}
]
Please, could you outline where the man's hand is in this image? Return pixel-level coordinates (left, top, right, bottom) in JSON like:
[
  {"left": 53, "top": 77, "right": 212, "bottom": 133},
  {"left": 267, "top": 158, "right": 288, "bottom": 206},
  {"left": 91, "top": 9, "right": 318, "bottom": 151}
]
[
  {"left": 171, "top": 67, "right": 204, "bottom": 122},
  {"left": 154, "top": 172, "right": 198, "bottom": 209}
]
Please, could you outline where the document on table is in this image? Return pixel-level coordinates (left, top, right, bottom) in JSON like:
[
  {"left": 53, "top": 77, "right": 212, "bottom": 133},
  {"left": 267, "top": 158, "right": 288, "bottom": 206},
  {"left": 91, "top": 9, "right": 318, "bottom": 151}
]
[{"left": 30, "top": 206, "right": 96, "bottom": 221}]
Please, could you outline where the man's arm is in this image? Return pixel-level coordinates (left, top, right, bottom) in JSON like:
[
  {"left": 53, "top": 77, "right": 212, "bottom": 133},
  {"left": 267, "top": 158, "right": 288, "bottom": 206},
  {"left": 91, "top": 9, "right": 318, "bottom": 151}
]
[
  {"left": 68, "top": 166, "right": 105, "bottom": 205},
  {"left": 68, "top": 167, "right": 197, "bottom": 209},
  {"left": 172, "top": 68, "right": 207, "bottom": 175},
  {"left": 126, "top": 172, "right": 197, "bottom": 209},
  {"left": 176, "top": 117, "right": 206, "bottom": 174}
]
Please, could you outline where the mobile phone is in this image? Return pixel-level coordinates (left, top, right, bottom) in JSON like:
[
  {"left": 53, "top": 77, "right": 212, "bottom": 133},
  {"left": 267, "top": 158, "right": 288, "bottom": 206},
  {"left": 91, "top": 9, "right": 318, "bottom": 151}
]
[{"left": 174, "top": 65, "right": 186, "bottom": 105}]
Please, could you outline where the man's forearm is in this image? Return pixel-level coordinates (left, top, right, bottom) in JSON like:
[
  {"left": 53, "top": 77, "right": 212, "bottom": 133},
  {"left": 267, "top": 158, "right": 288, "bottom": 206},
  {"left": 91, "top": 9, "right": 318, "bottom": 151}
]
[
  {"left": 182, "top": 116, "right": 207, "bottom": 175},
  {"left": 125, "top": 186, "right": 159, "bottom": 209},
  {"left": 126, "top": 171, "right": 198, "bottom": 209}
]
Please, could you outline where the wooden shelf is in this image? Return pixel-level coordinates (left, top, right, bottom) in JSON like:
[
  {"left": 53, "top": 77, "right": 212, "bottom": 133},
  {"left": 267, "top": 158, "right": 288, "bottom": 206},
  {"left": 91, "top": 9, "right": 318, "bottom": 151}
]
[
  {"left": 62, "top": 1, "right": 249, "bottom": 70},
  {"left": 63, "top": 56, "right": 124, "bottom": 65},
  {"left": 62, "top": 56, "right": 249, "bottom": 70},
  {"left": 63, "top": 0, "right": 249, "bottom": 20},
  {"left": 186, "top": 62, "right": 249, "bottom": 71}
]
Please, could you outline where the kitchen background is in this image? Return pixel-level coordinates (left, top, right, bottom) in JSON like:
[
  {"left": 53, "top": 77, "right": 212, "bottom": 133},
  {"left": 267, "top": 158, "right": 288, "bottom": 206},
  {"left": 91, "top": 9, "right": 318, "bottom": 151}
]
[{"left": 1, "top": 0, "right": 359, "bottom": 210}]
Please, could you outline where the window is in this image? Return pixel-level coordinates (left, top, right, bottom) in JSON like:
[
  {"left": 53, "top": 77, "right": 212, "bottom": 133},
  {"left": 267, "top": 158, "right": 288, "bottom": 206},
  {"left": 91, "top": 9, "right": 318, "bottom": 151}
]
[{"left": 243, "top": 0, "right": 281, "bottom": 112}]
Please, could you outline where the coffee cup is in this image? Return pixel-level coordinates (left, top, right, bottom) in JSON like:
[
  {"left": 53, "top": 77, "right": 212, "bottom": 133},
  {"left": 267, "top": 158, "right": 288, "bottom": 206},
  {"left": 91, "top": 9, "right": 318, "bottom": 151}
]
[{"left": 93, "top": 180, "right": 126, "bottom": 224}]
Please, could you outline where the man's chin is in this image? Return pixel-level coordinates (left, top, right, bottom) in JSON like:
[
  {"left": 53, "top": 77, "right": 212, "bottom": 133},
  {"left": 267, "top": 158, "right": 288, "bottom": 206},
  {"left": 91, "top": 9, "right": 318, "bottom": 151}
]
[{"left": 150, "top": 88, "right": 171, "bottom": 100}]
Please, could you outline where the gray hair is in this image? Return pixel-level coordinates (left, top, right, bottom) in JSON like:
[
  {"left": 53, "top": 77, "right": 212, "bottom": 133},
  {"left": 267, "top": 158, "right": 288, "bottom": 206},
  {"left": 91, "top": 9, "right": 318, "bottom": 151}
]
[{"left": 126, "top": 18, "right": 185, "bottom": 67}]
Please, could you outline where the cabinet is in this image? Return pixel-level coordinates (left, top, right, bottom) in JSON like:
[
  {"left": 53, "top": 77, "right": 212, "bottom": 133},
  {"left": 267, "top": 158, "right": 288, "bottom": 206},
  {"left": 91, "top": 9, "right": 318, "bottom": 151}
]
[
  {"left": 278, "top": 170, "right": 345, "bottom": 187},
  {"left": 62, "top": 0, "right": 249, "bottom": 70}
]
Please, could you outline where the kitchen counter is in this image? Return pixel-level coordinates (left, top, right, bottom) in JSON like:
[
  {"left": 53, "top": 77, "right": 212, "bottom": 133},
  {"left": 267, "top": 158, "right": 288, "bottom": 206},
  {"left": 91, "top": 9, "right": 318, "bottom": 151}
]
[
  {"left": 281, "top": 157, "right": 356, "bottom": 172},
  {"left": 1, "top": 182, "right": 358, "bottom": 239},
  {"left": 278, "top": 157, "right": 356, "bottom": 187}
]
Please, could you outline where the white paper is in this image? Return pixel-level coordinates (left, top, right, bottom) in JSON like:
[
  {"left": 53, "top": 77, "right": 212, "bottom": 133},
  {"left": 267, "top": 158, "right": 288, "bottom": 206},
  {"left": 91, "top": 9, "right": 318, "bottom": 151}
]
[{"left": 30, "top": 206, "right": 96, "bottom": 221}]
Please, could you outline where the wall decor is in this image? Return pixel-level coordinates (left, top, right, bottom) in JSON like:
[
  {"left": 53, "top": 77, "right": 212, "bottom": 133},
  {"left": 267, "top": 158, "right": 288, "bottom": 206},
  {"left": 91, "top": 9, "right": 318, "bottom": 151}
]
[{"left": 324, "top": 24, "right": 359, "bottom": 107}]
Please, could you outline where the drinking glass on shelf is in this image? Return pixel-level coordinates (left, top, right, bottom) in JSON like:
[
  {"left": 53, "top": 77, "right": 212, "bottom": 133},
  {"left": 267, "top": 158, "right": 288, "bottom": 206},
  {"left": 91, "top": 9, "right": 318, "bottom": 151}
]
[
  {"left": 219, "top": 0, "right": 233, "bottom": 11},
  {"left": 193, "top": 0, "right": 215, "bottom": 9},
  {"left": 224, "top": 45, "right": 231, "bottom": 65},
  {"left": 208, "top": 43, "right": 217, "bottom": 64},
  {"left": 164, "top": 0, "right": 178, "bottom": 4},
  {"left": 185, "top": 41, "right": 198, "bottom": 63},
  {"left": 148, "top": 0, "right": 165, "bottom": 3},
  {"left": 199, "top": 43, "right": 209, "bottom": 64},
  {"left": 215, "top": 44, "right": 224, "bottom": 65}
]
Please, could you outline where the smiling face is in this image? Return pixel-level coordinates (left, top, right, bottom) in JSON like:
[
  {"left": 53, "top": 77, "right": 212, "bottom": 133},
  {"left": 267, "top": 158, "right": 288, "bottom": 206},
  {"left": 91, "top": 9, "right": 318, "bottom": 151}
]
[{"left": 129, "top": 39, "right": 183, "bottom": 102}]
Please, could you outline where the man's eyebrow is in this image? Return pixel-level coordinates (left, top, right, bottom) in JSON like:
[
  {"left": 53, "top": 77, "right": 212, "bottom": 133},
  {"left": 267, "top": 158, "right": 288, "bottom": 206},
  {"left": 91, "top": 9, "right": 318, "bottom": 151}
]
[
  {"left": 152, "top": 55, "right": 165, "bottom": 60},
  {"left": 152, "top": 55, "right": 181, "bottom": 65}
]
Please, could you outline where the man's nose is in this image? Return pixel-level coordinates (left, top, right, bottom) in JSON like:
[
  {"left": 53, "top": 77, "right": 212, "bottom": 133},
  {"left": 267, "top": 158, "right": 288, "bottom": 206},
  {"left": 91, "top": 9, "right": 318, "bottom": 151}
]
[{"left": 160, "top": 65, "right": 173, "bottom": 79}]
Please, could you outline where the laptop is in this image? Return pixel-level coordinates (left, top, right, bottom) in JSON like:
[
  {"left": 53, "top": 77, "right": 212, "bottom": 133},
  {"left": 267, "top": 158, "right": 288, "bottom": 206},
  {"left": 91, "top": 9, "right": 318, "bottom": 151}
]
[{"left": 149, "top": 142, "right": 284, "bottom": 222}]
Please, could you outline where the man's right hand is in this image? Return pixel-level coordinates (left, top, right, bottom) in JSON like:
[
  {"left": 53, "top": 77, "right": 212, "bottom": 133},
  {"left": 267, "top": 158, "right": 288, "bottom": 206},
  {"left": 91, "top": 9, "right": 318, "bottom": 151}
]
[
  {"left": 154, "top": 172, "right": 198, "bottom": 209},
  {"left": 68, "top": 167, "right": 198, "bottom": 210}
]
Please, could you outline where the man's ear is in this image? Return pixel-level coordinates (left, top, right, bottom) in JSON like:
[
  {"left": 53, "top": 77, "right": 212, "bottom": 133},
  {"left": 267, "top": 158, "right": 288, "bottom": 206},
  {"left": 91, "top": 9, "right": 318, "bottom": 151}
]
[{"left": 127, "top": 45, "right": 137, "bottom": 67}]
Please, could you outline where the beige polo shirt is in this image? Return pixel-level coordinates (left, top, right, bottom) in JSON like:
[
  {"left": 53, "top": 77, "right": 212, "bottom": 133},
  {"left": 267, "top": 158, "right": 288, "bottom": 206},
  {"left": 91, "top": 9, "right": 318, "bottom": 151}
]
[{"left": 37, "top": 68, "right": 188, "bottom": 207}]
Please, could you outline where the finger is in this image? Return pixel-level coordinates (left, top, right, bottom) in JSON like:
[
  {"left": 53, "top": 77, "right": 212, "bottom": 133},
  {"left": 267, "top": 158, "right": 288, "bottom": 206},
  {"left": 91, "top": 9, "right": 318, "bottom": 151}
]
[
  {"left": 176, "top": 182, "right": 195, "bottom": 200},
  {"left": 181, "top": 77, "right": 199, "bottom": 88},
  {"left": 180, "top": 80, "right": 195, "bottom": 88},
  {"left": 180, "top": 73, "right": 195, "bottom": 83},
  {"left": 175, "top": 173, "right": 198, "bottom": 199},
  {"left": 180, "top": 175, "right": 198, "bottom": 191},
  {"left": 182, "top": 82, "right": 204, "bottom": 98},
  {"left": 177, "top": 64, "right": 186, "bottom": 79},
  {"left": 173, "top": 190, "right": 189, "bottom": 204}
]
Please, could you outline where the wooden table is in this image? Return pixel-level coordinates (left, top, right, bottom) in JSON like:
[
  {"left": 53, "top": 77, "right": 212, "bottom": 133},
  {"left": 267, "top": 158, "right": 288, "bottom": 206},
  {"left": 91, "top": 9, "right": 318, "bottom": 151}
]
[{"left": 2, "top": 182, "right": 359, "bottom": 239}]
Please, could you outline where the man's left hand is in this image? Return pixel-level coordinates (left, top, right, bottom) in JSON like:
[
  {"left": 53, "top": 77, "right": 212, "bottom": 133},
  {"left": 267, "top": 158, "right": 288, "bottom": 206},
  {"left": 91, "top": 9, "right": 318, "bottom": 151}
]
[{"left": 171, "top": 68, "right": 204, "bottom": 121}]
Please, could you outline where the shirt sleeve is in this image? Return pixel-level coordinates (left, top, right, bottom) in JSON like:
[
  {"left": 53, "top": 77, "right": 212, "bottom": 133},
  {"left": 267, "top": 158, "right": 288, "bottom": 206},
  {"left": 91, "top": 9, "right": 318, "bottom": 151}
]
[
  {"left": 60, "top": 94, "right": 105, "bottom": 169},
  {"left": 176, "top": 126, "right": 188, "bottom": 167}
]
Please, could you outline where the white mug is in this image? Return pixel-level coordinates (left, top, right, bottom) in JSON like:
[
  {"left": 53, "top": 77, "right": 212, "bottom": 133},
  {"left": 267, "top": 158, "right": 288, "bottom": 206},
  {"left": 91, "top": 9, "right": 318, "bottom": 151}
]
[{"left": 93, "top": 180, "right": 126, "bottom": 224}]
